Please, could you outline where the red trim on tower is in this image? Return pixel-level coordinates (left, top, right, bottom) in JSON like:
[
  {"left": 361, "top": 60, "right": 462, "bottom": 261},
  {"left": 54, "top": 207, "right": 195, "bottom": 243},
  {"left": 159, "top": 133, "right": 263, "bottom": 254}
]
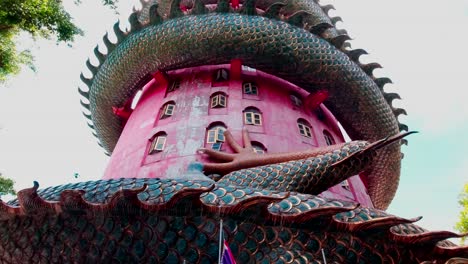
[
  {"left": 305, "top": 90, "right": 329, "bottom": 110},
  {"left": 112, "top": 105, "right": 132, "bottom": 120},
  {"left": 231, "top": 0, "right": 240, "bottom": 9},
  {"left": 152, "top": 71, "right": 169, "bottom": 86},
  {"left": 112, "top": 98, "right": 133, "bottom": 121},
  {"left": 180, "top": 4, "right": 189, "bottom": 12},
  {"left": 230, "top": 59, "right": 242, "bottom": 80}
]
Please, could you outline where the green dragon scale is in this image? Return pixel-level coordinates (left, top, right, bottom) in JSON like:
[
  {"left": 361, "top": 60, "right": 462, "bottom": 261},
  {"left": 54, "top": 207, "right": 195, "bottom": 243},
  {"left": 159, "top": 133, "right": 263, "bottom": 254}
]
[
  {"left": 79, "top": 0, "right": 407, "bottom": 209},
  {"left": 1, "top": 178, "right": 466, "bottom": 263}
]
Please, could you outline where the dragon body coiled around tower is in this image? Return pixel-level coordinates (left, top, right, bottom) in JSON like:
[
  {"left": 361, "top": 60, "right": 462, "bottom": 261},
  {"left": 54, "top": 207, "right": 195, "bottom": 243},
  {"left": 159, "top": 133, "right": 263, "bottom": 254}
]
[
  {"left": 79, "top": 0, "right": 407, "bottom": 209},
  {"left": 0, "top": 0, "right": 466, "bottom": 263}
]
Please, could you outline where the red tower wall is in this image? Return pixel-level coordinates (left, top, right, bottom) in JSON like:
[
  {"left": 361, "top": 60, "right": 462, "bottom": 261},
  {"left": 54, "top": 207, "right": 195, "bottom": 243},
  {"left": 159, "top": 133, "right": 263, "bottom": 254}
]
[{"left": 103, "top": 64, "right": 373, "bottom": 207}]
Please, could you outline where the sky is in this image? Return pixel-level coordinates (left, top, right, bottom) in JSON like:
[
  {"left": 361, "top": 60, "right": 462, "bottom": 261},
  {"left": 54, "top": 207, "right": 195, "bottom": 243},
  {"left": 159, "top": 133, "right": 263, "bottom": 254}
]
[{"left": 0, "top": 0, "right": 467, "bottom": 240}]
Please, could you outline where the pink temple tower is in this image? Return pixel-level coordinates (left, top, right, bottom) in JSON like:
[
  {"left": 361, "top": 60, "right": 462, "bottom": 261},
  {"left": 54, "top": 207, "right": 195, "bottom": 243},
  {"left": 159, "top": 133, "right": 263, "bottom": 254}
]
[{"left": 104, "top": 61, "right": 373, "bottom": 207}]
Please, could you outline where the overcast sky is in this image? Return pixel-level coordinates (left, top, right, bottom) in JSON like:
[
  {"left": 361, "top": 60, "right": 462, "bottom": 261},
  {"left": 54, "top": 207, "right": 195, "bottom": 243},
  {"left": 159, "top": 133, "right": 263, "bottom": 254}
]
[{"left": 0, "top": 0, "right": 467, "bottom": 239}]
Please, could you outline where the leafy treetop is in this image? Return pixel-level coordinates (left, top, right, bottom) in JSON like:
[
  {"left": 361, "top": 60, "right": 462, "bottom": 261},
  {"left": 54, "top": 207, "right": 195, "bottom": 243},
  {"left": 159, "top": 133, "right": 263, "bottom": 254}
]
[
  {"left": 0, "top": 173, "right": 15, "bottom": 197},
  {"left": 455, "top": 183, "right": 468, "bottom": 245},
  {"left": 0, "top": 0, "right": 118, "bottom": 82}
]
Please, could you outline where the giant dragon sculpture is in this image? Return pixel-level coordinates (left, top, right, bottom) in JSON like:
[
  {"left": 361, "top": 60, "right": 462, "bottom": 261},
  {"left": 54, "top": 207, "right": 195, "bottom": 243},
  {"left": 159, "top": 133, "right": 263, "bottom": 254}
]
[{"left": 0, "top": 0, "right": 467, "bottom": 262}]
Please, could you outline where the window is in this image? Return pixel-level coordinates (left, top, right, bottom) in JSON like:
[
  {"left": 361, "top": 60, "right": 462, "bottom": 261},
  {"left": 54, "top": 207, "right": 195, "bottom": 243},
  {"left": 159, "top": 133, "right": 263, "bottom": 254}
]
[
  {"left": 323, "top": 130, "right": 335, "bottom": 146},
  {"left": 252, "top": 142, "right": 266, "bottom": 154},
  {"left": 167, "top": 80, "right": 180, "bottom": 92},
  {"left": 290, "top": 94, "right": 302, "bottom": 107},
  {"left": 213, "top": 69, "right": 229, "bottom": 82},
  {"left": 297, "top": 119, "right": 312, "bottom": 138},
  {"left": 159, "top": 102, "right": 175, "bottom": 119},
  {"left": 243, "top": 82, "right": 258, "bottom": 95},
  {"left": 210, "top": 93, "right": 227, "bottom": 108},
  {"left": 149, "top": 133, "right": 167, "bottom": 154},
  {"left": 341, "top": 180, "right": 350, "bottom": 191},
  {"left": 206, "top": 125, "right": 226, "bottom": 144},
  {"left": 244, "top": 107, "right": 262, "bottom": 126},
  {"left": 211, "top": 142, "right": 223, "bottom": 151}
]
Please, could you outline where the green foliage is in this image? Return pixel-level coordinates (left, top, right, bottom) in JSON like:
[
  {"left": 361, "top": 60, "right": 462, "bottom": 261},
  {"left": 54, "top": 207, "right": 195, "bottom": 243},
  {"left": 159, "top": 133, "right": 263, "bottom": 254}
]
[
  {"left": 0, "top": 173, "right": 15, "bottom": 196},
  {"left": 0, "top": 0, "right": 118, "bottom": 82},
  {"left": 0, "top": 0, "right": 83, "bottom": 41},
  {"left": 455, "top": 183, "right": 468, "bottom": 244},
  {"left": 0, "top": 29, "right": 35, "bottom": 82}
]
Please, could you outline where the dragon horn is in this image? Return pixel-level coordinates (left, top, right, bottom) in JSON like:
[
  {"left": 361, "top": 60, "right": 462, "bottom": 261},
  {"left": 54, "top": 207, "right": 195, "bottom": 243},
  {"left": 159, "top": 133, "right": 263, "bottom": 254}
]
[
  {"left": 331, "top": 131, "right": 417, "bottom": 167},
  {"left": 369, "top": 131, "right": 418, "bottom": 151}
]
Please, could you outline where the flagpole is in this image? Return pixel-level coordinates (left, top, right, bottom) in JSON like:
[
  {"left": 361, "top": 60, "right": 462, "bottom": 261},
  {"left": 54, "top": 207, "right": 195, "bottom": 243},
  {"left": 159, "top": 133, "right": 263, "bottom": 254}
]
[
  {"left": 218, "top": 219, "right": 224, "bottom": 264},
  {"left": 321, "top": 249, "right": 327, "bottom": 264}
]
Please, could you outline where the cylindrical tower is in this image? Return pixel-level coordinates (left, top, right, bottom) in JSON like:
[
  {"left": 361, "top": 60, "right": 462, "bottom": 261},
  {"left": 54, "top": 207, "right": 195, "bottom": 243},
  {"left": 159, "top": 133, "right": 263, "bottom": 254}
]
[{"left": 104, "top": 62, "right": 373, "bottom": 206}]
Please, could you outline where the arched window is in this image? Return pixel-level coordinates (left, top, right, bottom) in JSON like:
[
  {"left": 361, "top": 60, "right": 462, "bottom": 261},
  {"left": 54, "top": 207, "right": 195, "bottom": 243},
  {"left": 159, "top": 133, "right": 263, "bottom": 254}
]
[
  {"left": 159, "top": 101, "right": 176, "bottom": 119},
  {"left": 290, "top": 93, "right": 302, "bottom": 107},
  {"left": 210, "top": 92, "right": 227, "bottom": 108},
  {"left": 297, "top": 119, "right": 312, "bottom": 138},
  {"left": 206, "top": 123, "right": 227, "bottom": 150},
  {"left": 244, "top": 107, "right": 262, "bottom": 126},
  {"left": 252, "top": 142, "right": 267, "bottom": 154},
  {"left": 323, "top": 130, "right": 335, "bottom": 146},
  {"left": 243, "top": 82, "right": 258, "bottom": 95},
  {"left": 149, "top": 132, "right": 167, "bottom": 154},
  {"left": 213, "top": 69, "right": 229, "bottom": 82},
  {"left": 167, "top": 80, "right": 180, "bottom": 93}
]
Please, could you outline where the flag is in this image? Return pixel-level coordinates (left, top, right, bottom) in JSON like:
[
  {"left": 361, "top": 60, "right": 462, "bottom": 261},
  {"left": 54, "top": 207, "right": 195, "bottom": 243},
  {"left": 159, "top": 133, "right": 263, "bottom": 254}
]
[{"left": 221, "top": 240, "right": 236, "bottom": 264}]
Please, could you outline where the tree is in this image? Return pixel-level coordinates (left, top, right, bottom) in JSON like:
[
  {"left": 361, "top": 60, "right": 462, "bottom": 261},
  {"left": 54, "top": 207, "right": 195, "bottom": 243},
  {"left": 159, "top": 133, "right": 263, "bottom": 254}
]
[
  {"left": 0, "top": 173, "right": 15, "bottom": 197},
  {"left": 0, "top": 0, "right": 118, "bottom": 82},
  {"left": 455, "top": 183, "right": 468, "bottom": 244}
]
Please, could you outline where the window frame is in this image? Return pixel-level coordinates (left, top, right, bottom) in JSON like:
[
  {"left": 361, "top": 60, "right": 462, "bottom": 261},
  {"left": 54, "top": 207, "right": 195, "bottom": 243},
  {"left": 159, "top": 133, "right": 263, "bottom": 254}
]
[
  {"left": 244, "top": 111, "right": 262, "bottom": 126},
  {"left": 341, "top": 180, "right": 351, "bottom": 191},
  {"left": 323, "top": 130, "right": 335, "bottom": 146},
  {"left": 290, "top": 94, "right": 302, "bottom": 107},
  {"left": 160, "top": 102, "right": 176, "bottom": 119},
  {"left": 211, "top": 142, "right": 223, "bottom": 151},
  {"left": 149, "top": 134, "right": 167, "bottom": 154},
  {"left": 243, "top": 82, "right": 258, "bottom": 95},
  {"left": 297, "top": 121, "right": 312, "bottom": 138},
  {"left": 213, "top": 69, "right": 229, "bottom": 82},
  {"left": 210, "top": 94, "right": 227, "bottom": 108},
  {"left": 206, "top": 126, "right": 226, "bottom": 144},
  {"left": 252, "top": 144, "right": 266, "bottom": 154}
]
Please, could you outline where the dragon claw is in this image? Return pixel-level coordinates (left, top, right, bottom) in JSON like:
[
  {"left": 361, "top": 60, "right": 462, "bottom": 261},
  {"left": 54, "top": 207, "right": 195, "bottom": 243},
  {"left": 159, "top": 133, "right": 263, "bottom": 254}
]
[{"left": 199, "top": 129, "right": 259, "bottom": 174}]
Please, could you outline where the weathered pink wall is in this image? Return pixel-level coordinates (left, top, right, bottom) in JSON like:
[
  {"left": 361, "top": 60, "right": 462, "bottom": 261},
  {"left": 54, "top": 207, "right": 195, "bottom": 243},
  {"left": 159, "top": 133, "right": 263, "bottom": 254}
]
[{"left": 103, "top": 64, "right": 373, "bottom": 207}]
